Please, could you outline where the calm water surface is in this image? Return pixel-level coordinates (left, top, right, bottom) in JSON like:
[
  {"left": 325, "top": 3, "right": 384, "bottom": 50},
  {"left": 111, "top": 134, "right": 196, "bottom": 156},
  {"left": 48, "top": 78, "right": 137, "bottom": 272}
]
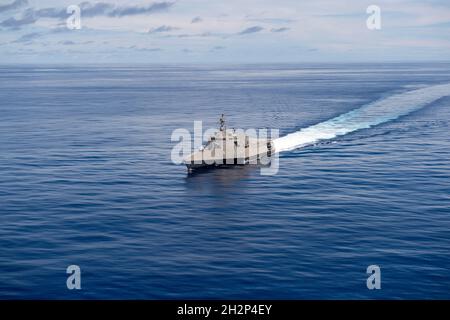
[{"left": 0, "top": 63, "right": 449, "bottom": 299}]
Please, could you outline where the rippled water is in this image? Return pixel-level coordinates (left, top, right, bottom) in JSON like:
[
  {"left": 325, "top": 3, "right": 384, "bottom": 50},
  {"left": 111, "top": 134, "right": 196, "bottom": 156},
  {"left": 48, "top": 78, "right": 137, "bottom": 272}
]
[{"left": 0, "top": 63, "right": 449, "bottom": 299}]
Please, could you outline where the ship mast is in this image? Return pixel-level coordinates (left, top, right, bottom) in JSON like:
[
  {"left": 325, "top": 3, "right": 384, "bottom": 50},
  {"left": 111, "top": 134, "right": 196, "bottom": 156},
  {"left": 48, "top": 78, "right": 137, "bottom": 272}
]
[{"left": 219, "top": 114, "right": 226, "bottom": 131}]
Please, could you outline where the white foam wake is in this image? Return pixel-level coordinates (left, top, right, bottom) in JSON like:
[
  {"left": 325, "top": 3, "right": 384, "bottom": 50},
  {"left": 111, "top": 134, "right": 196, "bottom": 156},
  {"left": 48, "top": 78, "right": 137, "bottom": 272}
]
[{"left": 273, "top": 83, "right": 450, "bottom": 152}]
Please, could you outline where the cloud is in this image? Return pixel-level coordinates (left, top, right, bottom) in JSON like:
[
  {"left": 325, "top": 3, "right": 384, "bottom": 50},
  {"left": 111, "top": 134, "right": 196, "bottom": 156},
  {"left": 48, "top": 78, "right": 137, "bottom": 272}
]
[
  {"left": 79, "top": 2, "right": 114, "bottom": 17},
  {"left": 0, "top": 8, "right": 36, "bottom": 28},
  {"left": 212, "top": 46, "right": 225, "bottom": 50},
  {"left": 108, "top": 2, "right": 174, "bottom": 17},
  {"left": 3, "top": 0, "right": 450, "bottom": 63},
  {"left": 133, "top": 47, "right": 162, "bottom": 52},
  {"left": 142, "top": 48, "right": 162, "bottom": 52},
  {"left": 12, "top": 31, "right": 41, "bottom": 43},
  {"left": 59, "top": 40, "right": 76, "bottom": 45},
  {"left": 0, "top": 0, "right": 27, "bottom": 13},
  {"left": 34, "top": 7, "right": 67, "bottom": 19},
  {"left": 120, "top": 45, "right": 162, "bottom": 52},
  {"left": 149, "top": 25, "right": 179, "bottom": 33},
  {"left": 271, "top": 27, "right": 290, "bottom": 33},
  {"left": 238, "top": 26, "right": 263, "bottom": 35},
  {"left": 79, "top": 1, "right": 175, "bottom": 18},
  {"left": 0, "top": 1, "right": 175, "bottom": 28},
  {"left": 247, "top": 18, "right": 295, "bottom": 24},
  {"left": 0, "top": 6, "right": 66, "bottom": 28},
  {"left": 168, "top": 32, "right": 222, "bottom": 39}
]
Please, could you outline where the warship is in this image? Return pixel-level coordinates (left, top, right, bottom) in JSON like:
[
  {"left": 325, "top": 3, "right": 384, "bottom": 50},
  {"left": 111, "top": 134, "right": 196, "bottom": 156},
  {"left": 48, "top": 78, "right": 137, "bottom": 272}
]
[{"left": 184, "top": 115, "right": 274, "bottom": 172}]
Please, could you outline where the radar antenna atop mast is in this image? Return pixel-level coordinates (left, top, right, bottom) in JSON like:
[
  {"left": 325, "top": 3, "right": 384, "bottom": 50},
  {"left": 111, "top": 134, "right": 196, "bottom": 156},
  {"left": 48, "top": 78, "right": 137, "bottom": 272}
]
[{"left": 219, "top": 114, "right": 226, "bottom": 131}]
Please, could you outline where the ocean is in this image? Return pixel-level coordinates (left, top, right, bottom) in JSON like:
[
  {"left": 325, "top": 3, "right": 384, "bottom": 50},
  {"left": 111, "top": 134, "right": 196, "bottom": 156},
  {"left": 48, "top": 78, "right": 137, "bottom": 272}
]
[{"left": 0, "top": 63, "right": 449, "bottom": 299}]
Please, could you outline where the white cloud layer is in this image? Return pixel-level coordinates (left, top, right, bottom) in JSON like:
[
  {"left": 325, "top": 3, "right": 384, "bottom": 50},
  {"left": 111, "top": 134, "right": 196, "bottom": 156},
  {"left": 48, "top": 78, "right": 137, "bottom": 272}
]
[{"left": 1, "top": 0, "right": 450, "bottom": 63}]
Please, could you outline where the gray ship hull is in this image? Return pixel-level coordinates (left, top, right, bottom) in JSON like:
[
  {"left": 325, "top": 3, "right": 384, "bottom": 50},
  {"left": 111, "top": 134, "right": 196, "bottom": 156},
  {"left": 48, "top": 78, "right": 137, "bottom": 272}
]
[{"left": 185, "top": 141, "right": 273, "bottom": 172}]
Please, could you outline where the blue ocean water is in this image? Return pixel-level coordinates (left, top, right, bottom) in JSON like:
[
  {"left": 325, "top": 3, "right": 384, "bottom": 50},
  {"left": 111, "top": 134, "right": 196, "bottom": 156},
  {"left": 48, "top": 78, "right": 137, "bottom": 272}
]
[{"left": 0, "top": 63, "right": 449, "bottom": 299}]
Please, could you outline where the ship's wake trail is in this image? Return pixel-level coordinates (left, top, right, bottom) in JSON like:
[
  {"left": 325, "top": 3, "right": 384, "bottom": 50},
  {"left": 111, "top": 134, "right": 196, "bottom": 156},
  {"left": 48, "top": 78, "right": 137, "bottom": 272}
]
[{"left": 273, "top": 83, "right": 450, "bottom": 153}]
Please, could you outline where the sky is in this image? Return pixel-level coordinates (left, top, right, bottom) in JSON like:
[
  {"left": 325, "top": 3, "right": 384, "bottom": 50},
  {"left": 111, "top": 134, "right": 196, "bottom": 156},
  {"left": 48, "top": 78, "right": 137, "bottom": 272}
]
[{"left": 0, "top": 0, "right": 450, "bottom": 63}]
